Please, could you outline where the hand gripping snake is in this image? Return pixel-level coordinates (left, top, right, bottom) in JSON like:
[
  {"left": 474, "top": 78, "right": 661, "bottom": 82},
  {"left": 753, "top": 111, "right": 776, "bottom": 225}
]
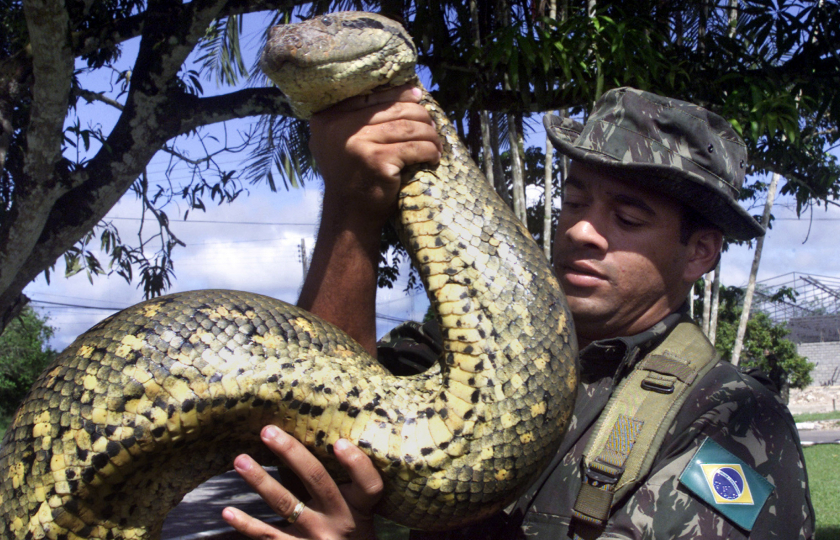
[{"left": 0, "top": 12, "right": 577, "bottom": 538}]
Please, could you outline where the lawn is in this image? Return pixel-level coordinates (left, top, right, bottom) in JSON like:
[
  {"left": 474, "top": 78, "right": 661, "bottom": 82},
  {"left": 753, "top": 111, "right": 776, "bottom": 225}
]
[
  {"left": 794, "top": 411, "right": 840, "bottom": 423},
  {"left": 804, "top": 445, "right": 840, "bottom": 539}
]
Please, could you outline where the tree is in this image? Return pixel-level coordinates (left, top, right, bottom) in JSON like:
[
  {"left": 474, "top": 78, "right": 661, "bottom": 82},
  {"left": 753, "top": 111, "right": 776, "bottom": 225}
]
[
  {"left": 0, "top": 307, "right": 57, "bottom": 415},
  {"left": 700, "top": 284, "right": 814, "bottom": 403},
  {"left": 0, "top": 0, "right": 326, "bottom": 333},
  {"left": 2, "top": 0, "right": 839, "bottom": 336}
]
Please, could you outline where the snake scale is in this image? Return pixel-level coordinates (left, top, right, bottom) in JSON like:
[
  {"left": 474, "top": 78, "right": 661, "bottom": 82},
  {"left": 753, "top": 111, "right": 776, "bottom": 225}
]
[{"left": 0, "top": 11, "right": 577, "bottom": 538}]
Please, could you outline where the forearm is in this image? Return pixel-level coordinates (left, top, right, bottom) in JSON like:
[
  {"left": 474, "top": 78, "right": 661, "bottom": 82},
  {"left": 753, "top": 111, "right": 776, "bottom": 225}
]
[
  {"left": 297, "top": 196, "right": 386, "bottom": 357},
  {"left": 298, "top": 84, "right": 439, "bottom": 358}
]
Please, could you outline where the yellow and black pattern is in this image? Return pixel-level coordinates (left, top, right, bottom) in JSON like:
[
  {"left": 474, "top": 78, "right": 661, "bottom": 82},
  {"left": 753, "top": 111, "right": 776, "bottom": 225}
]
[{"left": 0, "top": 11, "right": 577, "bottom": 538}]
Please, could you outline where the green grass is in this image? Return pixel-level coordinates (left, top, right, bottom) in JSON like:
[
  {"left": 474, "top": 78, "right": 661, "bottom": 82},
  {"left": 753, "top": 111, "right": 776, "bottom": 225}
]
[
  {"left": 794, "top": 411, "right": 840, "bottom": 423},
  {"left": 804, "top": 445, "right": 840, "bottom": 539}
]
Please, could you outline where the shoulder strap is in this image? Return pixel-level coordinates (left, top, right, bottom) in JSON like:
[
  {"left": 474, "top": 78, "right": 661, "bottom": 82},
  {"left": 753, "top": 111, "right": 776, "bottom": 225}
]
[{"left": 571, "top": 318, "right": 720, "bottom": 534}]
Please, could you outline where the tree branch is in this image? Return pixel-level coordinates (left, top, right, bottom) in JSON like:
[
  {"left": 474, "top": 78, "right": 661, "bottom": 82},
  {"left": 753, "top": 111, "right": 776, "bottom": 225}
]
[
  {"left": 175, "top": 87, "right": 294, "bottom": 135},
  {"left": 76, "top": 88, "right": 126, "bottom": 111}
]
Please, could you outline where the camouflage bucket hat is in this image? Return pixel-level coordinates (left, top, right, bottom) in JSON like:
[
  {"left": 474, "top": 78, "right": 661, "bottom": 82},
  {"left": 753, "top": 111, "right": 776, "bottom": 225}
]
[{"left": 544, "top": 87, "right": 764, "bottom": 240}]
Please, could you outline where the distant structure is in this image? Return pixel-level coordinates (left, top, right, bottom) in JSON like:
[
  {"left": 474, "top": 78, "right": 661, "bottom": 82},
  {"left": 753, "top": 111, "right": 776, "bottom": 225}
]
[{"left": 753, "top": 273, "right": 840, "bottom": 386}]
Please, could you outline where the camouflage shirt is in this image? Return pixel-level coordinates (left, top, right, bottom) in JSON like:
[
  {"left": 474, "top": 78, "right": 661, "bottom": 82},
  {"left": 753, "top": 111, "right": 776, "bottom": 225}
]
[{"left": 378, "top": 309, "right": 815, "bottom": 539}]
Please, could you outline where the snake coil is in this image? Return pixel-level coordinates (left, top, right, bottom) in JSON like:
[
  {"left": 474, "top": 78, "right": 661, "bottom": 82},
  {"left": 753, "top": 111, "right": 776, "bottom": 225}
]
[{"left": 0, "top": 11, "right": 577, "bottom": 539}]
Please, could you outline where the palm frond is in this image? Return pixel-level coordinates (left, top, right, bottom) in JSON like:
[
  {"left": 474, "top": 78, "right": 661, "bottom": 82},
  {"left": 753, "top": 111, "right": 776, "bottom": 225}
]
[{"left": 196, "top": 15, "right": 248, "bottom": 86}]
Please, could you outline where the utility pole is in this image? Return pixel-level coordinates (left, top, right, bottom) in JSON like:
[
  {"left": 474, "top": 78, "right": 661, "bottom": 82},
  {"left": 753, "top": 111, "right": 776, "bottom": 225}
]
[{"left": 298, "top": 239, "right": 310, "bottom": 278}]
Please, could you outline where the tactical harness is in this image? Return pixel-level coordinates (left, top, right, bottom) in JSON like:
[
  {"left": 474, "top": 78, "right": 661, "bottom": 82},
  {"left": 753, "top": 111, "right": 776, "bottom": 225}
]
[{"left": 571, "top": 318, "right": 719, "bottom": 538}]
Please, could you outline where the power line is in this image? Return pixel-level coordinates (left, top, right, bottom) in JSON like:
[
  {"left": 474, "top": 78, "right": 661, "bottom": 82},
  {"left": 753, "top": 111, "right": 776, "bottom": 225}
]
[
  {"left": 32, "top": 298, "right": 411, "bottom": 323},
  {"left": 105, "top": 217, "right": 317, "bottom": 226},
  {"left": 31, "top": 300, "right": 122, "bottom": 311}
]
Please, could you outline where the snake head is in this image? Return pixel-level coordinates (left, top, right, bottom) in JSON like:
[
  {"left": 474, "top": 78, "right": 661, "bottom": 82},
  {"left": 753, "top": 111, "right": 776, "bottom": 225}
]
[{"left": 260, "top": 11, "right": 419, "bottom": 118}]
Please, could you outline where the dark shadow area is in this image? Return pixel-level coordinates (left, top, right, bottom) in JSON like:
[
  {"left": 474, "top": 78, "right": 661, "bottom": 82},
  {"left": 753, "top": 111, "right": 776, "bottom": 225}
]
[
  {"left": 818, "top": 526, "right": 840, "bottom": 540},
  {"left": 160, "top": 467, "right": 409, "bottom": 540},
  {"left": 161, "top": 469, "right": 283, "bottom": 540}
]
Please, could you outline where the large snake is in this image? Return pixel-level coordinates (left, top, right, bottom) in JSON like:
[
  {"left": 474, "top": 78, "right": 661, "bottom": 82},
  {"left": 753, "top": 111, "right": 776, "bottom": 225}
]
[{"left": 0, "top": 11, "right": 577, "bottom": 538}]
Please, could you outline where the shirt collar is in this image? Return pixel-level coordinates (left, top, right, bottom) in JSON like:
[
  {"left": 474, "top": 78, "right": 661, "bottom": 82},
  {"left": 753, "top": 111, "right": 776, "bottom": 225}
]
[{"left": 578, "top": 303, "right": 690, "bottom": 380}]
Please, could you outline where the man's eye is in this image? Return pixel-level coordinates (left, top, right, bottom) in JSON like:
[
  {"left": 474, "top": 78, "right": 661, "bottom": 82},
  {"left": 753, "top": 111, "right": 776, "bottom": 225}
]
[{"left": 616, "top": 214, "right": 643, "bottom": 227}]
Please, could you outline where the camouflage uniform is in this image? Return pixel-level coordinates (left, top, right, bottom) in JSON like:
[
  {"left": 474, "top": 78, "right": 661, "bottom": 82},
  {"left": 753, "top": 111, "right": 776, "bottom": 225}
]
[
  {"left": 377, "top": 88, "right": 815, "bottom": 538},
  {"left": 378, "top": 308, "right": 815, "bottom": 539}
]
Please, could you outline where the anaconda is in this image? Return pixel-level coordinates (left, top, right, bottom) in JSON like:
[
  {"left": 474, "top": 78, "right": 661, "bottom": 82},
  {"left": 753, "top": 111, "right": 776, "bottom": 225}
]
[{"left": 0, "top": 11, "right": 577, "bottom": 538}]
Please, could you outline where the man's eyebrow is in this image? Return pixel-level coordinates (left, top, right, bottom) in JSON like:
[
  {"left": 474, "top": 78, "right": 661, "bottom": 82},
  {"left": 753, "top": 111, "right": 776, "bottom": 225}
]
[
  {"left": 608, "top": 191, "right": 656, "bottom": 215},
  {"left": 564, "top": 176, "right": 585, "bottom": 190}
]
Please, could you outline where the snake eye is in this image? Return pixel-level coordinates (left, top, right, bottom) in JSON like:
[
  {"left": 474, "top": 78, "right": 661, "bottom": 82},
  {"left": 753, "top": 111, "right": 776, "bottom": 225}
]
[{"left": 321, "top": 16, "right": 332, "bottom": 26}]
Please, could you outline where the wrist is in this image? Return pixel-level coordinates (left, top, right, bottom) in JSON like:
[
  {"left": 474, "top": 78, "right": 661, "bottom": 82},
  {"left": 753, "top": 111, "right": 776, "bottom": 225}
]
[{"left": 319, "top": 194, "right": 394, "bottom": 244}]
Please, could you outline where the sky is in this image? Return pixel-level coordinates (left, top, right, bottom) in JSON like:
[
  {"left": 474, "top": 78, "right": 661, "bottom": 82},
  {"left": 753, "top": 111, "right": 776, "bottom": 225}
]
[{"left": 21, "top": 11, "right": 840, "bottom": 352}]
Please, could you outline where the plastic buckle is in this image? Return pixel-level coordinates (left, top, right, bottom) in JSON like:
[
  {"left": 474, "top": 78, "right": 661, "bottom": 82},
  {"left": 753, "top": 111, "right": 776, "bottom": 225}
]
[
  {"left": 640, "top": 378, "right": 675, "bottom": 394},
  {"left": 585, "top": 462, "right": 623, "bottom": 487}
]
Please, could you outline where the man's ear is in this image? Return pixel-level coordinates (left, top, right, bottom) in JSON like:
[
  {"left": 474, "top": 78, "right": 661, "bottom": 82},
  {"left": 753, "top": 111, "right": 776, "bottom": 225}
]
[{"left": 683, "top": 229, "right": 723, "bottom": 284}]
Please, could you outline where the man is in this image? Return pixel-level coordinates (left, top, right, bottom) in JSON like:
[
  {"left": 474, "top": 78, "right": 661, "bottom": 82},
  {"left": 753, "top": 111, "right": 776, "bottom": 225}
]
[{"left": 221, "top": 87, "right": 815, "bottom": 539}]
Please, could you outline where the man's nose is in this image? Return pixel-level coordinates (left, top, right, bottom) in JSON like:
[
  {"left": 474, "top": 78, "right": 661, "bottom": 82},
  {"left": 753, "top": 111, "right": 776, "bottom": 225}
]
[{"left": 564, "top": 215, "right": 608, "bottom": 252}]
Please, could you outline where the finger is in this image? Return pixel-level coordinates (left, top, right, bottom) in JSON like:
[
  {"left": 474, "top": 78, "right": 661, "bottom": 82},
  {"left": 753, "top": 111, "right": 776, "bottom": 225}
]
[
  {"left": 389, "top": 140, "right": 443, "bottom": 174},
  {"left": 232, "top": 453, "right": 305, "bottom": 526},
  {"left": 359, "top": 117, "right": 440, "bottom": 146},
  {"left": 334, "top": 439, "right": 384, "bottom": 512},
  {"left": 221, "top": 506, "right": 295, "bottom": 540},
  {"left": 260, "top": 425, "right": 346, "bottom": 511},
  {"left": 327, "top": 84, "right": 422, "bottom": 113},
  {"left": 313, "top": 101, "right": 435, "bottom": 141}
]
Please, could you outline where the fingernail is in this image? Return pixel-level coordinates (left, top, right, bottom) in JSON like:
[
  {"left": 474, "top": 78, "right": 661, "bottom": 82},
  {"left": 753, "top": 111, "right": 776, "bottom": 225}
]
[
  {"left": 412, "top": 87, "right": 422, "bottom": 98},
  {"left": 234, "top": 455, "right": 252, "bottom": 472},
  {"left": 262, "top": 425, "right": 280, "bottom": 440},
  {"left": 334, "top": 438, "right": 350, "bottom": 452},
  {"left": 222, "top": 508, "right": 235, "bottom": 522}
]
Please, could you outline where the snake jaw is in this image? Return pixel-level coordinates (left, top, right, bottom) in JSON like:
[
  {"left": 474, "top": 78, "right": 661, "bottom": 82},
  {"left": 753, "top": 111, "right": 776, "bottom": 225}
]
[{"left": 261, "top": 12, "right": 419, "bottom": 118}]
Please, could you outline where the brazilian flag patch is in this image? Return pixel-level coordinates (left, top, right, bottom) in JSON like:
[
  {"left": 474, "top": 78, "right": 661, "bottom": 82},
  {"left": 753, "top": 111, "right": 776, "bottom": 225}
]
[{"left": 679, "top": 437, "right": 774, "bottom": 531}]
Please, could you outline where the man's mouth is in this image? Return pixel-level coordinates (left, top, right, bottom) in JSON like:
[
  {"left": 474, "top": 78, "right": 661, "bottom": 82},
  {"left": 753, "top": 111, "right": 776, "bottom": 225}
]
[{"left": 560, "top": 261, "right": 608, "bottom": 287}]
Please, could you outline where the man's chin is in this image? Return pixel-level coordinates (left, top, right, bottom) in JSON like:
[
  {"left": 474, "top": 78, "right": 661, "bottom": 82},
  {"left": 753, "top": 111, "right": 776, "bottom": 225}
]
[{"left": 564, "top": 296, "right": 611, "bottom": 323}]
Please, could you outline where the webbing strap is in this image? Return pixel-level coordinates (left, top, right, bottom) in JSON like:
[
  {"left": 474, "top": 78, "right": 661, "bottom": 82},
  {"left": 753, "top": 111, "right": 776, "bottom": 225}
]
[
  {"left": 571, "top": 318, "right": 719, "bottom": 534},
  {"left": 571, "top": 414, "right": 643, "bottom": 524}
]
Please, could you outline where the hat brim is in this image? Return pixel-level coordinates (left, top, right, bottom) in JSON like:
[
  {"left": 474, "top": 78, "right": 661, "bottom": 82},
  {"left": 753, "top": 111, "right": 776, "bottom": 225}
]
[{"left": 544, "top": 114, "right": 764, "bottom": 241}]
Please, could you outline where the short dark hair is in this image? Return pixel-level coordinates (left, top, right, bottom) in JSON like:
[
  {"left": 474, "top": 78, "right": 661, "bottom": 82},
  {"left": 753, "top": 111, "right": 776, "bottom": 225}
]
[{"left": 679, "top": 205, "right": 721, "bottom": 246}]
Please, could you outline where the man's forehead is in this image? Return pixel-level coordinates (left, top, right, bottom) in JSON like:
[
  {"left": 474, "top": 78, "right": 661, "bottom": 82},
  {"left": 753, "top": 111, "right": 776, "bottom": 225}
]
[{"left": 565, "top": 161, "right": 681, "bottom": 213}]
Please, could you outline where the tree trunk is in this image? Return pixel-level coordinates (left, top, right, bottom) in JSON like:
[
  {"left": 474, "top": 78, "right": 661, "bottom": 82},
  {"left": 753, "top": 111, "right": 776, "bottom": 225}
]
[
  {"left": 689, "top": 283, "right": 695, "bottom": 319},
  {"left": 732, "top": 172, "right": 780, "bottom": 366},
  {"left": 490, "top": 114, "right": 508, "bottom": 204},
  {"left": 509, "top": 112, "right": 527, "bottom": 223},
  {"left": 542, "top": 0, "right": 559, "bottom": 259},
  {"left": 543, "top": 135, "right": 554, "bottom": 258},
  {"left": 709, "top": 260, "right": 721, "bottom": 344},
  {"left": 469, "top": 0, "right": 495, "bottom": 190},
  {"left": 702, "top": 274, "right": 713, "bottom": 335},
  {"left": 481, "top": 111, "right": 494, "bottom": 188},
  {"left": 728, "top": 0, "right": 738, "bottom": 37}
]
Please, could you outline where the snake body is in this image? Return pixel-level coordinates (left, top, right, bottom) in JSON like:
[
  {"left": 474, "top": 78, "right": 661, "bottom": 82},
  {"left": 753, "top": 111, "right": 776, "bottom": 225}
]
[{"left": 0, "top": 12, "right": 577, "bottom": 538}]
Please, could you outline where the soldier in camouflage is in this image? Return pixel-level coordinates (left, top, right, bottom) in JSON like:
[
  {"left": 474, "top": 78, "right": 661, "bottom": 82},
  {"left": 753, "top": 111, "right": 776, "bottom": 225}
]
[{"left": 222, "top": 87, "right": 815, "bottom": 540}]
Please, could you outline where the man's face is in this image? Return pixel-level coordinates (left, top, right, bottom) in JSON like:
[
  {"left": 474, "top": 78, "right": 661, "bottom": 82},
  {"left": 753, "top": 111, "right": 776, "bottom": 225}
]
[{"left": 553, "top": 162, "right": 695, "bottom": 344}]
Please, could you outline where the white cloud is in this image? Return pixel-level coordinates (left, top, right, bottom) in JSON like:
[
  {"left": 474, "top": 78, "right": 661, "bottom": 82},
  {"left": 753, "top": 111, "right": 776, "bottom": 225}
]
[{"left": 721, "top": 194, "right": 840, "bottom": 288}]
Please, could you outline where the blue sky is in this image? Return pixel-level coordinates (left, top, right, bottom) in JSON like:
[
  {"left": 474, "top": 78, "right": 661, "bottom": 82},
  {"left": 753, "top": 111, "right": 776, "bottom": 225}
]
[{"left": 23, "top": 11, "right": 840, "bottom": 351}]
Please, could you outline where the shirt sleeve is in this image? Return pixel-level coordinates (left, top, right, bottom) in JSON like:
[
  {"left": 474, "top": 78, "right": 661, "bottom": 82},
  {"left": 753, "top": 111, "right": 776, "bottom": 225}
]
[{"left": 597, "top": 363, "right": 815, "bottom": 540}]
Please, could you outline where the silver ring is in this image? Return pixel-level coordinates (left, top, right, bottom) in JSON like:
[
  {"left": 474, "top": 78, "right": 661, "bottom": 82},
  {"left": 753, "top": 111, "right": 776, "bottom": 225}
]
[{"left": 286, "top": 500, "right": 306, "bottom": 524}]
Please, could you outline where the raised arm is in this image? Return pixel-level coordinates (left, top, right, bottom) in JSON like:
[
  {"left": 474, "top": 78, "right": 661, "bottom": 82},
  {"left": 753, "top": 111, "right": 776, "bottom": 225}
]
[
  {"left": 223, "top": 86, "right": 441, "bottom": 540},
  {"left": 297, "top": 85, "right": 441, "bottom": 356}
]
